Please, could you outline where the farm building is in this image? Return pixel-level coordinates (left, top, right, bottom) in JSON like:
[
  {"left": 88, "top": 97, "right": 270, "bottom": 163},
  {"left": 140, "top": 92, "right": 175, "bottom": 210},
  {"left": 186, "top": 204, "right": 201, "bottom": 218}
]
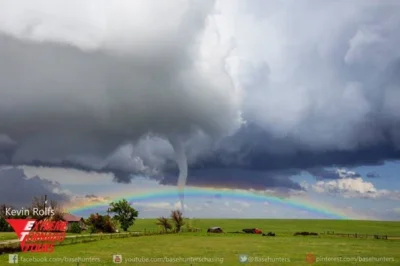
[
  {"left": 207, "top": 227, "right": 223, "bottom": 233},
  {"left": 62, "top": 213, "right": 86, "bottom": 230},
  {"left": 242, "top": 228, "right": 262, "bottom": 234}
]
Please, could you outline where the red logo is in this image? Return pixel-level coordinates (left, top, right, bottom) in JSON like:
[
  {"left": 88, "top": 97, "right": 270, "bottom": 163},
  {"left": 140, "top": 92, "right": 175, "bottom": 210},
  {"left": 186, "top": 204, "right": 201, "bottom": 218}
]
[
  {"left": 6, "top": 219, "right": 67, "bottom": 253},
  {"left": 306, "top": 253, "right": 316, "bottom": 264},
  {"left": 113, "top": 255, "right": 122, "bottom": 263}
]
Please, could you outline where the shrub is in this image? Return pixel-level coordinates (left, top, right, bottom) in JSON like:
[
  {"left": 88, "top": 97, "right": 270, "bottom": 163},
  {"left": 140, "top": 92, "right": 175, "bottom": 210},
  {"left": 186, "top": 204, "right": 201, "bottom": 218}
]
[
  {"left": 0, "top": 244, "right": 21, "bottom": 255},
  {"left": 88, "top": 225, "right": 96, "bottom": 234},
  {"left": 0, "top": 216, "right": 13, "bottom": 232},
  {"left": 294, "top": 232, "right": 318, "bottom": 236},
  {"left": 170, "top": 210, "right": 185, "bottom": 232},
  {"left": 86, "top": 213, "right": 116, "bottom": 233},
  {"left": 156, "top": 217, "right": 172, "bottom": 232},
  {"left": 262, "top": 232, "right": 276, "bottom": 236},
  {"left": 68, "top": 222, "right": 82, "bottom": 234}
]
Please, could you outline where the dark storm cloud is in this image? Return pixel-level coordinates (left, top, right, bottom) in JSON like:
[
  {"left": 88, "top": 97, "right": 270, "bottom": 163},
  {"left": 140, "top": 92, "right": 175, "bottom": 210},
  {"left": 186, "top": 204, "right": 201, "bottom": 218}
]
[
  {"left": 12, "top": 122, "right": 400, "bottom": 184},
  {"left": 27, "top": 159, "right": 136, "bottom": 183},
  {"left": 0, "top": 135, "right": 17, "bottom": 164},
  {"left": 0, "top": 167, "right": 70, "bottom": 207},
  {"left": 190, "top": 124, "right": 400, "bottom": 171},
  {"left": 161, "top": 167, "right": 303, "bottom": 191},
  {"left": 307, "top": 169, "right": 347, "bottom": 180},
  {"left": 307, "top": 168, "right": 361, "bottom": 180},
  {"left": 0, "top": 2, "right": 241, "bottom": 183},
  {"left": 0, "top": 0, "right": 400, "bottom": 192},
  {"left": 11, "top": 123, "right": 397, "bottom": 191}
]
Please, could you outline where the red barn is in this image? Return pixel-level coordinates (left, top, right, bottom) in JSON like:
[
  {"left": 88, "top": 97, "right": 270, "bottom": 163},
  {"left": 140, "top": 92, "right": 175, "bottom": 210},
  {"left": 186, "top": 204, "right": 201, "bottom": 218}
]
[{"left": 62, "top": 213, "right": 86, "bottom": 231}]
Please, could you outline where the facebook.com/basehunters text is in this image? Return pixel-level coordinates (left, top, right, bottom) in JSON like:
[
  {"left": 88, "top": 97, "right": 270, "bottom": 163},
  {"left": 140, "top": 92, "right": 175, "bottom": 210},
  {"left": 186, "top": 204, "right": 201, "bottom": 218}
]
[
  {"left": 17, "top": 256, "right": 100, "bottom": 263},
  {"left": 122, "top": 257, "right": 224, "bottom": 264}
]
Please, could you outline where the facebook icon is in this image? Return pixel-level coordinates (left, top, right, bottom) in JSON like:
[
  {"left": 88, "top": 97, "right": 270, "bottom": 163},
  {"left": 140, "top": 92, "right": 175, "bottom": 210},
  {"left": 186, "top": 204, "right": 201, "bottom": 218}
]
[{"left": 8, "top": 254, "right": 18, "bottom": 264}]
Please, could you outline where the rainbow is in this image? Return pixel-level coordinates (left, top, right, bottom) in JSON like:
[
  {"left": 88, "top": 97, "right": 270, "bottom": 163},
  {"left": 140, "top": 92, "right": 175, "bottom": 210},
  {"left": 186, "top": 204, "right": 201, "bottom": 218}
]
[{"left": 66, "top": 186, "right": 360, "bottom": 219}]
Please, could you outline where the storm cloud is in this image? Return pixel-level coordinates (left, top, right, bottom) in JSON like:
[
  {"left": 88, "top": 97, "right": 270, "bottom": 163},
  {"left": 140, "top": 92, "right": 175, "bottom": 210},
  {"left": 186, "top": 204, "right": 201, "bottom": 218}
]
[
  {"left": 0, "top": 0, "right": 400, "bottom": 191},
  {"left": 161, "top": 167, "right": 303, "bottom": 191},
  {"left": 0, "top": 167, "right": 70, "bottom": 207}
]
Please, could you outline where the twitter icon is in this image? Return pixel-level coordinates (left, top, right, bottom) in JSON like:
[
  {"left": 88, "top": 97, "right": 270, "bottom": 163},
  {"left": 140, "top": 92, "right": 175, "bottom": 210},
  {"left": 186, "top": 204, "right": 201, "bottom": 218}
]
[{"left": 239, "top": 254, "right": 248, "bottom": 263}]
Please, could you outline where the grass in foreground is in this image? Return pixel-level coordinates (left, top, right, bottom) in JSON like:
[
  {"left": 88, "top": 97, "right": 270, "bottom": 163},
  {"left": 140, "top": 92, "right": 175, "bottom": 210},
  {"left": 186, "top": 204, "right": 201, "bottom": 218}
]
[
  {"left": 0, "top": 232, "right": 16, "bottom": 241},
  {"left": 1, "top": 233, "right": 399, "bottom": 266},
  {"left": 0, "top": 219, "right": 399, "bottom": 266}
]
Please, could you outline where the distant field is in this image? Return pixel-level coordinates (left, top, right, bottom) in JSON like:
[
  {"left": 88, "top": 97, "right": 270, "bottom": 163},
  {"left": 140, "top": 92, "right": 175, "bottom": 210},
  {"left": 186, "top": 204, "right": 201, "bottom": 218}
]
[
  {"left": 1, "top": 219, "right": 399, "bottom": 266},
  {"left": 131, "top": 218, "right": 400, "bottom": 236}
]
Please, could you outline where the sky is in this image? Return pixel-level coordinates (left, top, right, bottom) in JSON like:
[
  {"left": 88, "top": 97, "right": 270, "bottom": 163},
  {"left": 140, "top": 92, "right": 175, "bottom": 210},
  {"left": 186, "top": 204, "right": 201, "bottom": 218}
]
[{"left": 0, "top": 0, "right": 399, "bottom": 220}]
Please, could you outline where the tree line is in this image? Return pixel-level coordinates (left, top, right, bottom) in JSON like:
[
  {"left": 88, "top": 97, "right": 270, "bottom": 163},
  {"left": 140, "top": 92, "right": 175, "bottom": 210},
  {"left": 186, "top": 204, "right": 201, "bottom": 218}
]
[
  {"left": 1, "top": 197, "right": 188, "bottom": 234},
  {"left": 0, "top": 197, "right": 139, "bottom": 233}
]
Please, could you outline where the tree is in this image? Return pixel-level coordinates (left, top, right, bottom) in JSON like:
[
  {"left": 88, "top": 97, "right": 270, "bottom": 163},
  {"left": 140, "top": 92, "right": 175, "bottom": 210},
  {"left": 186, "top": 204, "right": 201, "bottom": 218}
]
[
  {"left": 0, "top": 215, "right": 12, "bottom": 232},
  {"left": 68, "top": 222, "right": 82, "bottom": 234},
  {"left": 29, "top": 196, "right": 60, "bottom": 220},
  {"left": 156, "top": 217, "right": 172, "bottom": 232},
  {"left": 0, "top": 204, "right": 10, "bottom": 218},
  {"left": 0, "top": 204, "right": 18, "bottom": 231},
  {"left": 107, "top": 199, "right": 138, "bottom": 232},
  {"left": 86, "top": 213, "right": 116, "bottom": 233},
  {"left": 51, "top": 209, "right": 65, "bottom": 222},
  {"left": 170, "top": 209, "right": 185, "bottom": 232}
]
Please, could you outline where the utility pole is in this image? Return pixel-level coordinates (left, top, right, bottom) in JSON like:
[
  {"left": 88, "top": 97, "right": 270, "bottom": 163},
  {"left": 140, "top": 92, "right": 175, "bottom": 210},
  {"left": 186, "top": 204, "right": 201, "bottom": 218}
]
[{"left": 44, "top": 195, "right": 47, "bottom": 210}]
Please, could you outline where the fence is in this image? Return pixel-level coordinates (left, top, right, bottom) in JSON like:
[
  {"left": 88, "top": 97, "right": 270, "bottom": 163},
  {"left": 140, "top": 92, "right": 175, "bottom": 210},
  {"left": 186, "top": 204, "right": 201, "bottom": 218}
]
[{"left": 324, "top": 231, "right": 388, "bottom": 240}]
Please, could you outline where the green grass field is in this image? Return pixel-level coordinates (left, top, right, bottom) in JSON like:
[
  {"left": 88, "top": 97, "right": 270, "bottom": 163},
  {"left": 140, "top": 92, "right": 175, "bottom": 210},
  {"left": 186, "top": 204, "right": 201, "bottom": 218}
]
[
  {"left": 131, "top": 218, "right": 400, "bottom": 235},
  {"left": 1, "top": 219, "right": 399, "bottom": 266},
  {"left": 0, "top": 232, "right": 16, "bottom": 241}
]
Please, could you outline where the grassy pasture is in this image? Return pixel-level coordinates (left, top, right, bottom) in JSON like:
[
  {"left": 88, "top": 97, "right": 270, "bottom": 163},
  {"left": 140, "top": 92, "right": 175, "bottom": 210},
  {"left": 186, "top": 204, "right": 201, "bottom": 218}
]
[
  {"left": 131, "top": 218, "right": 400, "bottom": 235},
  {"left": 0, "top": 232, "right": 16, "bottom": 241},
  {"left": 0, "top": 219, "right": 399, "bottom": 266}
]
